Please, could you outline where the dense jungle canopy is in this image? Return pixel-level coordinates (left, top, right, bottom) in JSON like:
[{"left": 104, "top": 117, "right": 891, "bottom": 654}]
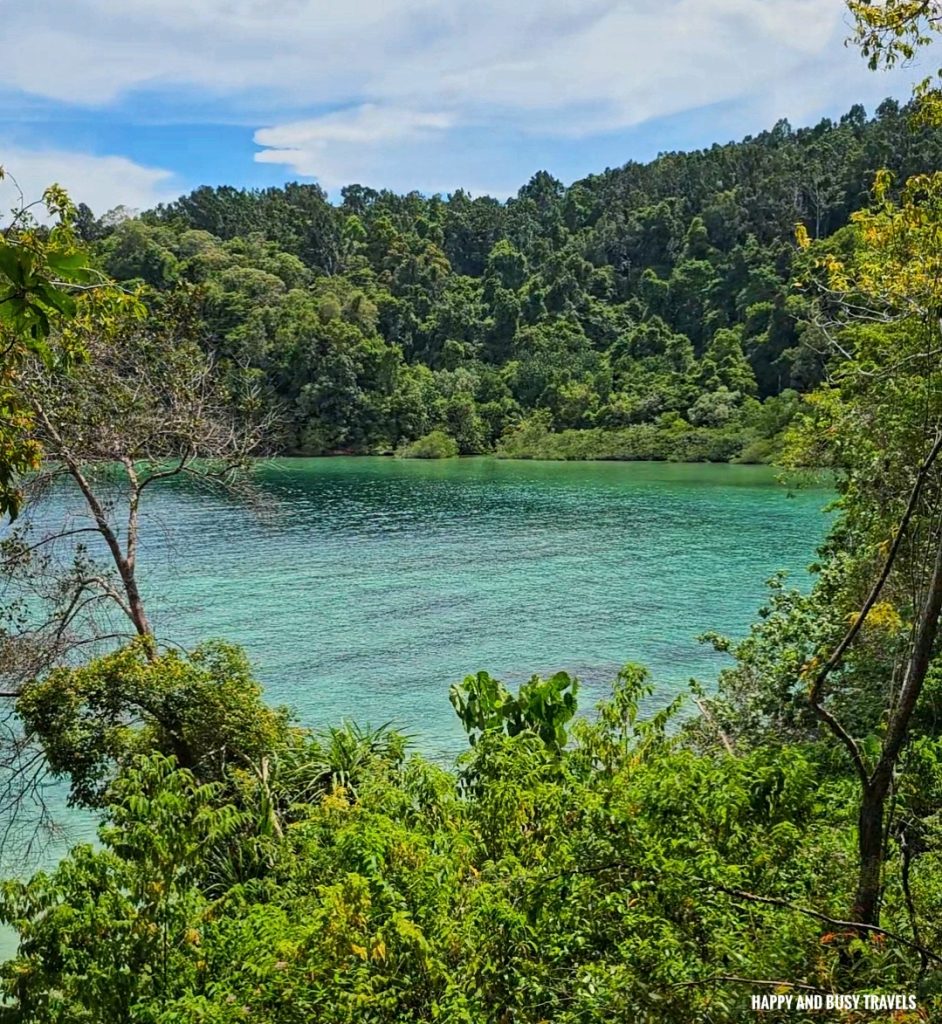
[{"left": 75, "top": 97, "right": 942, "bottom": 463}]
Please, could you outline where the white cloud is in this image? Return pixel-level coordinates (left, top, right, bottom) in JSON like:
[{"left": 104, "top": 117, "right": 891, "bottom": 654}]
[
  {"left": 0, "top": 0, "right": 922, "bottom": 193},
  {"left": 256, "top": 106, "right": 453, "bottom": 150},
  {"left": 0, "top": 1, "right": 887, "bottom": 119},
  {"left": 0, "top": 149, "right": 178, "bottom": 218},
  {"left": 254, "top": 105, "right": 458, "bottom": 190},
  {"left": 392, "top": 0, "right": 842, "bottom": 129}
]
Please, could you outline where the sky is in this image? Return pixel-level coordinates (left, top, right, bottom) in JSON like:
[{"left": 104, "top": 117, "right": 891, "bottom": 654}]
[{"left": 0, "top": 0, "right": 922, "bottom": 215}]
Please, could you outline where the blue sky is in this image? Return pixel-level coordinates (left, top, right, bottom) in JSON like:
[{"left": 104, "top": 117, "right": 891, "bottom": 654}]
[{"left": 0, "top": 0, "right": 921, "bottom": 215}]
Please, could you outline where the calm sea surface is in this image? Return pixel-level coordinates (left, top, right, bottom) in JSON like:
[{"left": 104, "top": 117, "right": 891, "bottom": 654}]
[{"left": 122, "top": 457, "right": 831, "bottom": 753}]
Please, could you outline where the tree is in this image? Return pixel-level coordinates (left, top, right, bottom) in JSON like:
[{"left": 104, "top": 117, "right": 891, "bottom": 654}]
[
  {"left": 850, "top": 1, "right": 942, "bottom": 69},
  {"left": 83, "top": 98, "right": 942, "bottom": 463},
  {"left": 850, "top": 2, "right": 942, "bottom": 125},
  {"left": 397, "top": 429, "right": 459, "bottom": 459},
  {"left": 0, "top": 754, "right": 246, "bottom": 1021},
  {"left": 17, "top": 640, "right": 292, "bottom": 808},
  {"left": 698, "top": 326, "right": 757, "bottom": 396},
  {"left": 0, "top": 174, "right": 100, "bottom": 520},
  {"left": 761, "top": 2, "right": 942, "bottom": 931},
  {"left": 6, "top": 660, "right": 936, "bottom": 1021},
  {"left": 0, "top": 289, "right": 277, "bottom": 847},
  {"left": 785, "top": 171, "right": 942, "bottom": 928},
  {"left": 4, "top": 288, "right": 276, "bottom": 670}
]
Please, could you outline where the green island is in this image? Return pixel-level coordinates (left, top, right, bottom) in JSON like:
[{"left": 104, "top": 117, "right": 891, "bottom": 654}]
[{"left": 3, "top": 4, "right": 942, "bottom": 1022}]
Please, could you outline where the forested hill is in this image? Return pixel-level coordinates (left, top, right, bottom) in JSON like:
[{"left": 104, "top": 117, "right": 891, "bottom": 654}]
[{"left": 82, "top": 98, "right": 942, "bottom": 461}]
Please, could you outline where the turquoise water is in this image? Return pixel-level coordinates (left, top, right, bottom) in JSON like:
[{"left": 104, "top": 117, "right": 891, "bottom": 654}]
[
  {"left": 0, "top": 456, "right": 833, "bottom": 958},
  {"left": 2, "top": 457, "right": 831, "bottom": 897},
  {"left": 113, "top": 457, "right": 831, "bottom": 756}
]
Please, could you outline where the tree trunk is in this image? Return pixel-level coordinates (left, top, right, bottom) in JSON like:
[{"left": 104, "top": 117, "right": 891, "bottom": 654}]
[
  {"left": 32, "top": 402, "right": 153, "bottom": 639},
  {"left": 853, "top": 781, "right": 887, "bottom": 926},
  {"left": 118, "top": 560, "right": 152, "bottom": 637},
  {"left": 851, "top": 531, "right": 942, "bottom": 927}
]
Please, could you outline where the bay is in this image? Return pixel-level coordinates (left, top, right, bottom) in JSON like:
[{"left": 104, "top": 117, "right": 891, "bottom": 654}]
[
  {"left": 122, "top": 456, "right": 831, "bottom": 755},
  {"left": 2, "top": 457, "right": 831, "bottom": 893}
]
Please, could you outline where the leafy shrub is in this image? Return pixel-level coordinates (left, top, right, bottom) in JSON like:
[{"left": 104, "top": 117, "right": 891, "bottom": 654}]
[
  {"left": 5, "top": 651, "right": 940, "bottom": 1022},
  {"left": 397, "top": 429, "right": 460, "bottom": 459},
  {"left": 16, "top": 639, "right": 293, "bottom": 808},
  {"left": 496, "top": 420, "right": 760, "bottom": 462}
]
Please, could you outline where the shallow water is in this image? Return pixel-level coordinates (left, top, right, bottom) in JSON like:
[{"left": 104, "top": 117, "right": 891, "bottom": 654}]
[{"left": 124, "top": 457, "right": 831, "bottom": 754}]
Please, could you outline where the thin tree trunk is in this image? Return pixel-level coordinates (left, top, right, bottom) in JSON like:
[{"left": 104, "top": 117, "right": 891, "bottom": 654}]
[
  {"left": 32, "top": 401, "right": 152, "bottom": 638},
  {"left": 63, "top": 456, "right": 151, "bottom": 638},
  {"left": 852, "top": 530, "right": 942, "bottom": 925}
]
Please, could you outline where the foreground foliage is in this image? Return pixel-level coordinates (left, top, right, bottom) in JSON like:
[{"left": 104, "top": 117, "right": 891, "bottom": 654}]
[
  {"left": 0, "top": 176, "right": 109, "bottom": 520},
  {"left": 2, "top": 661, "right": 938, "bottom": 1023}
]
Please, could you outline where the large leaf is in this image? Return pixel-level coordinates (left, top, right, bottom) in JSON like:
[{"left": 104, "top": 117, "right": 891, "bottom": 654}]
[
  {"left": 0, "top": 241, "right": 26, "bottom": 286},
  {"left": 46, "top": 248, "right": 94, "bottom": 283}
]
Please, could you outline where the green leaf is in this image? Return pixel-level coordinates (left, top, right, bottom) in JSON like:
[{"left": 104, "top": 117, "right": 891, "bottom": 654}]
[
  {"left": 0, "top": 242, "right": 25, "bottom": 286},
  {"left": 46, "top": 248, "right": 94, "bottom": 283},
  {"left": 36, "top": 283, "right": 77, "bottom": 316}
]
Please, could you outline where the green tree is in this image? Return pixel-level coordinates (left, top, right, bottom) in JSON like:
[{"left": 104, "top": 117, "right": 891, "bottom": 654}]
[
  {"left": 0, "top": 177, "right": 99, "bottom": 519},
  {"left": 17, "top": 640, "right": 293, "bottom": 808}
]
